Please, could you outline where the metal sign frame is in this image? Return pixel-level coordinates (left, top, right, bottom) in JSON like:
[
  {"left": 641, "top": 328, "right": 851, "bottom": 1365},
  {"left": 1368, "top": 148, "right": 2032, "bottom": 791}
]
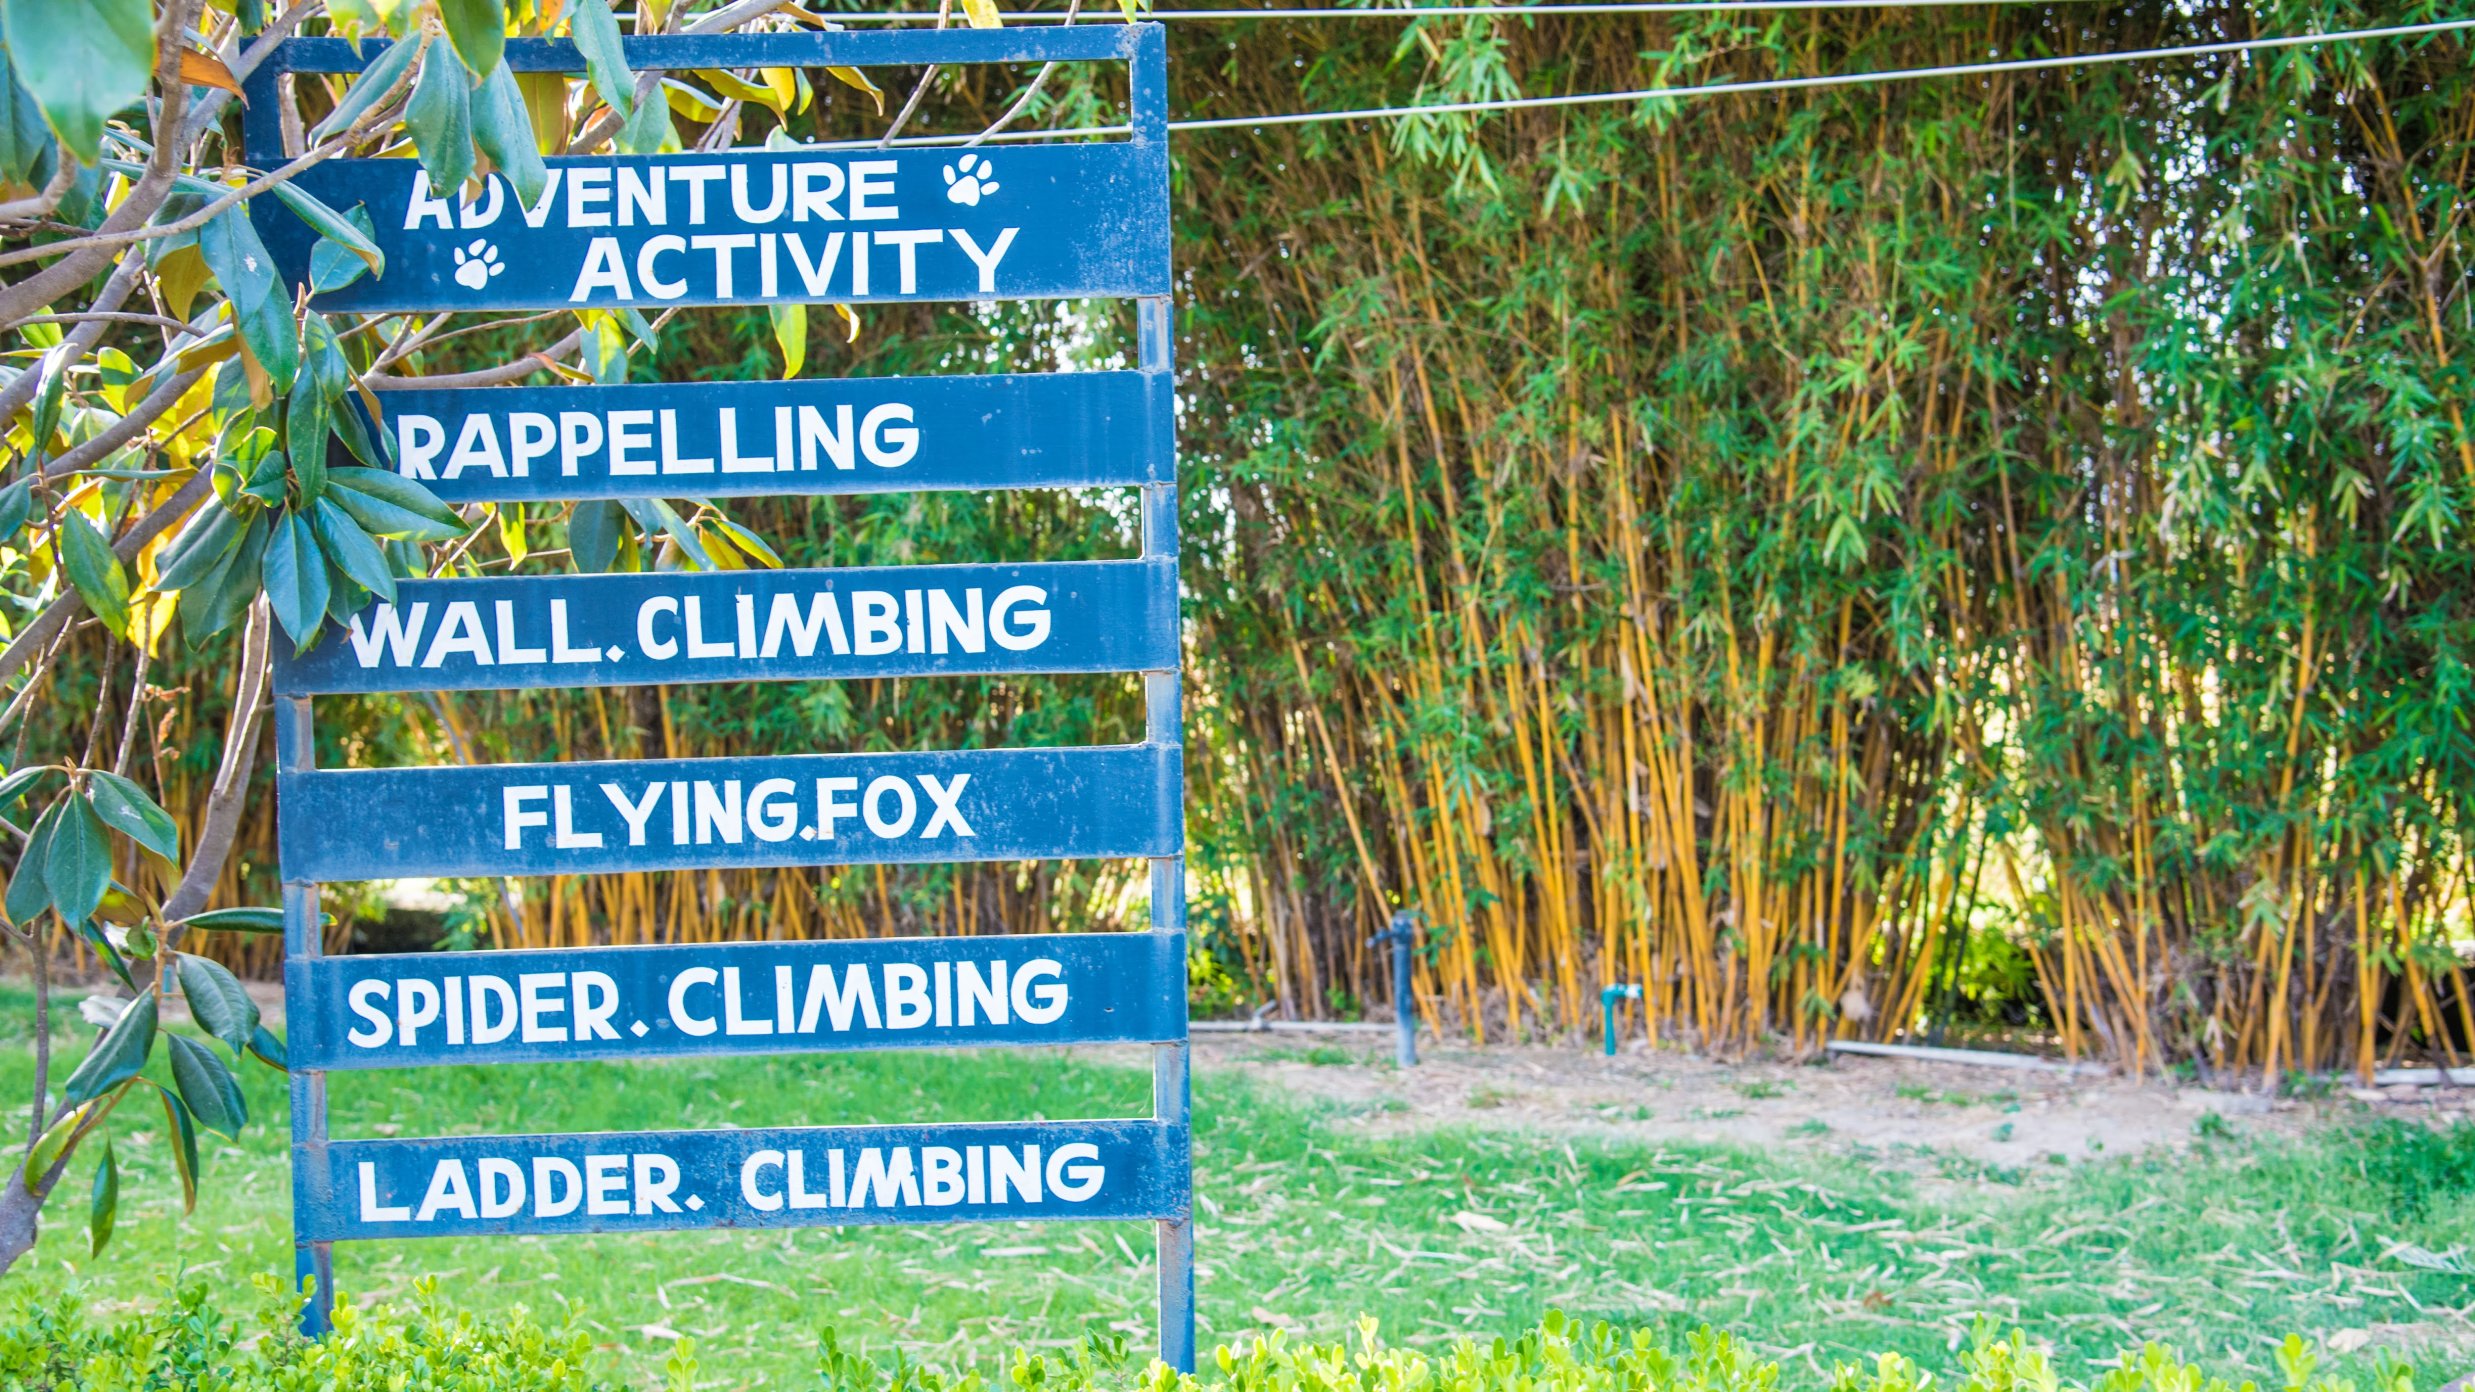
[{"left": 243, "top": 23, "right": 1191, "bottom": 1370}]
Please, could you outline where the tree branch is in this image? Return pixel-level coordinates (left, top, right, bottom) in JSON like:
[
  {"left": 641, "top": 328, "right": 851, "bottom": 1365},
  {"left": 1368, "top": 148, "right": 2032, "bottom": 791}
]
[
  {"left": 0, "top": 472, "right": 212, "bottom": 691},
  {"left": 160, "top": 600, "right": 270, "bottom": 926}
]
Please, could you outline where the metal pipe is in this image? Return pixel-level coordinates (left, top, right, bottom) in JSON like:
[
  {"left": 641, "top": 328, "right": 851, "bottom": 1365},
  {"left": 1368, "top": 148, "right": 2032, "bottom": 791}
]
[{"left": 1601, "top": 984, "right": 1640, "bottom": 1057}]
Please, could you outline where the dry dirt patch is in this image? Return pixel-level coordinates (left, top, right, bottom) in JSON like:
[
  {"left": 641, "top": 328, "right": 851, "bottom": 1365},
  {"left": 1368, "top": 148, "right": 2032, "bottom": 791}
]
[{"left": 1193, "top": 1034, "right": 2469, "bottom": 1166}]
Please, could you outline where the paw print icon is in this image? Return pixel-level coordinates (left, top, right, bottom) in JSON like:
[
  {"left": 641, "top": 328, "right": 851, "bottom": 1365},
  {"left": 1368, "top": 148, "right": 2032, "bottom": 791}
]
[
  {"left": 943, "top": 154, "right": 998, "bottom": 207},
  {"left": 453, "top": 239, "right": 504, "bottom": 291}
]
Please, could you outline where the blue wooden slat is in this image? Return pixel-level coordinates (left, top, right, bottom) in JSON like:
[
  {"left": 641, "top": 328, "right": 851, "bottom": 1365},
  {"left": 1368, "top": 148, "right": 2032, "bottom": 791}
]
[
  {"left": 267, "top": 29, "right": 1148, "bottom": 78},
  {"left": 296, "top": 1118, "right": 1187, "bottom": 1241},
  {"left": 258, "top": 143, "right": 1170, "bottom": 311},
  {"left": 277, "top": 744, "right": 1181, "bottom": 882},
  {"left": 286, "top": 932, "right": 1188, "bottom": 1071},
  {"left": 369, "top": 369, "right": 1171, "bottom": 503},
  {"left": 273, "top": 559, "right": 1176, "bottom": 695}
]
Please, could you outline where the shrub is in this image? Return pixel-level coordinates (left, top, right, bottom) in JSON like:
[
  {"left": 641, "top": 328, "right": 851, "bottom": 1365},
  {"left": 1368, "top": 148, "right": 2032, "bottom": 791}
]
[
  {"left": 0, "top": 1272, "right": 606, "bottom": 1392},
  {"left": 0, "top": 1280, "right": 2430, "bottom": 1392}
]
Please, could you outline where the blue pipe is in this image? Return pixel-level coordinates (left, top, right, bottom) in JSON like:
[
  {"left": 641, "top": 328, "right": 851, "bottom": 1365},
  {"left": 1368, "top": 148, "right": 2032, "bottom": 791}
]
[{"left": 1602, "top": 983, "right": 1641, "bottom": 1056}]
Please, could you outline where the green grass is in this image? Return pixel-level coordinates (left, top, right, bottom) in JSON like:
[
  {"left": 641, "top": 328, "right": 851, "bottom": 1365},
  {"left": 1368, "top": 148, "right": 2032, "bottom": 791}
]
[{"left": 7, "top": 982, "right": 2474, "bottom": 1390}]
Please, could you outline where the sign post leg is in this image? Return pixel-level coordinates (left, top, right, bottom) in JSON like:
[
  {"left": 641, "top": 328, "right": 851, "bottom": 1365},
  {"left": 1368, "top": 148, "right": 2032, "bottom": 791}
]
[
  {"left": 277, "top": 692, "right": 334, "bottom": 1336},
  {"left": 1138, "top": 289, "right": 1194, "bottom": 1372}
]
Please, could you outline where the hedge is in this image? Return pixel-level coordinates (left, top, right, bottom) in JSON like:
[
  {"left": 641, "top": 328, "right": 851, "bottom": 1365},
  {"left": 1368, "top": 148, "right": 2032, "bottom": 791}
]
[{"left": 2, "top": 1275, "right": 2424, "bottom": 1392}]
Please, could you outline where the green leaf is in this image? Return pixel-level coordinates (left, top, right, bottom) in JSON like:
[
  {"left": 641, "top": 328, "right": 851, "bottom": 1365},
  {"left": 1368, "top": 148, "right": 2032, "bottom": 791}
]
[
  {"left": 4, "top": 799, "right": 55, "bottom": 926},
  {"left": 175, "top": 952, "right": 258, "bottom": 1057},
  {"left": 711, "top": 516, "right": 782, "bottom": 568},
  {"left": 567, "top": 0, "right": 634, "bottom": 118},
  {"left": 87, "top": 1134, "right": 116, "bottom": 1256},
  {"left": 287, "top": 374, "right": 332, "bottom": 504},
  {"left": 85, "top": 770, "right": 177, "bottom": 862},
  {"left": 198, "top": 206, "right": 279, "bottom": 320},
  {"left": 313, "top": 34, "right": 425, "bottom": 142},
  {"left": 310, "top": 495, "right": 396, "bottom": 602},
  {"left": 235, "top": 285, "right": 301, "bottom": 398},
  {"left": 0, "top": 474, "right": 32, "bottom": 542},
  {"left": 166, "top": 1032, "right": 247, "bottom": 1138},
  {"left": 247, "top": 1023, "right": 287, "bottom": 1071},
  {"left": 28, "top": 343, "right": 67, "bottom": 458},
  {"left": 643, "top": 498, "right": 712, "bottom": 571},
  {"left": 154, "top": 503, "right": 244, "bottom": 592},
  {"left": 325, "top": 466, "right": 466, "bottom": 541},
  {"left": 310, "top": 205, "right": 382, "bottom": 293},
  {"left": 770, "top": 302, "right": 806, "bottom": 380},
  {"left": 472, "top": 61, "right": 547, "bottom": 207},
  {"left": 180, "top": 905, "right": 284, "bottom": 934},
  {"left": 0, "top": 764, "right": 53, "bottom": 816},
  {"left": 618, "top": 80, "right": 674, "bottom": 155},
  {"left": 260, "top": 508, "right": 331, "bottom": 650},
  {"left": 23, "top": 1095, "right": 96, "bottom": 1189},
  {"left": 182, "top": 510, "right": 270, "bottom": 645},
  {"left": 270, "top": 181, "right": 385, "bottom": 278},
  {"left": 0, "top": 45, "right": 54, "bottom": 188},
  {"left": 438, "top": 0, "right": 506, "bottom": 80},
  {"left": 43, "top": 792, "right": 112, "bottom": 927},
  {"left": 151, "top": 1081, "right": 199, "bottom": 1212},
  {"left": 0, "top": 0, "right": 152, "bottom": 163},
  {"left": 61, "top": 987, "right": 154, "bottom": 1106},
  {"left": 57, "top": 509, "right": 132, "bottom": 639},
  {"left": 568, "top": 498, "right": 624, "bottom": 572},
  {"left": 404, "top": 37, "right": 475, "bottom": 197}
]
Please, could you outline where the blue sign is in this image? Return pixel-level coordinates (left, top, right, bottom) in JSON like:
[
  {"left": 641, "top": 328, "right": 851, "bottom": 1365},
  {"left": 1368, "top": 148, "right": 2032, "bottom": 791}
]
[
  {"left": 273, "top": 559, "right": 1177, "bottom": 695},
  {"left": 296, "top": 1118, "right": 1186, "bottom": 1241},
  {"left": 286, "top": 932, "right": 1187, "bottom": 1070},
  {"left": 261, "top": 143, "right": 1169, "bottom": 312},
  {"left": 278, "top": 744, "right": 1181, "bottom": 882},
  {"left": 374, "top": 369, "right": 1172, "bottom": 504}
]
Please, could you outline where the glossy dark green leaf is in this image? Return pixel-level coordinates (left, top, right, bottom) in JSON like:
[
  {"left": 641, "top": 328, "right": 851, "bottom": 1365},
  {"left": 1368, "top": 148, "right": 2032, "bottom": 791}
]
[
  {"left": 270, "top": 180, "right": 384, "bottom": 277},
  {"left": 87, "top": 1134, "right": 116, "bottom": 1256},
  {"left": 0, "top": 0, "right": 151, "bottom": 162},
  {"left": 309, "top": 495, "right": 396, "bottom": 602},
  {"left": 260, "top": 508, "right": 331, "bottom": 650},
  {"left": 567, "top": 0, "right": 634, "bottom": 119},
  {"left": 166, "top": 1032, "right": 246, "bottom": 1138},
  {"left": 568, "top": 498, "right": 624, "bottom": 573},
  {"left": 57, "top": 509, "right": 132, "bottom": 638},
  {"left": 438, "top": 0, "right": 506, "bottom": 80},
  {"left": 404, "top": 37, "right": 475, "bottom": 196},
  {"left": 0, "top": 765, "right": 49, "bottom": 818},
  {"left": 197, "top": 206, "right": 279, "bottom": 320},
  {"left": 471, "top": 60, "right": 547, "bottom": 207},
  {"left": 0, "top": 474, "right": 31, "bottom": 542},
  {"left": 325, "top": 466, "right": 466, "bottom": 541},
  {"left": 4, "top": 798, "right": 55, "bottom": 926},
  {"left": 43, "top": 792, "right": 112, "bottom": 927},
  {"left": 180, "top": 905, "right": 285, "bottom": 934},
  {"left": 61, "top": 987, "right": 154, "bottom": 1106},
  {"left": 151, "top": 1081, "right": 199, "bottom": 1212},
  {"left": 247, "top": 1023, "right": 287, "bottom": 1071},
  {"left": 311, "top": 33, "right": 423, "bottom": 142},
  {"left": 174, "top": 952, "right": 258, "bottom": 1057},
  {"left": 287, "top": 376, "right": 331, "bottom": 504},
  {"left": 182, "top": 510, "right": 269, "bottom": 646},
  {"left": 85, "top": 770, "right": 177, "bottom": 862},
  {"left": 155, "top": 503, "right": 244, "bottom": 592},
  {"left": 0, "top": 45, "right": 53, "bottom": 187}
]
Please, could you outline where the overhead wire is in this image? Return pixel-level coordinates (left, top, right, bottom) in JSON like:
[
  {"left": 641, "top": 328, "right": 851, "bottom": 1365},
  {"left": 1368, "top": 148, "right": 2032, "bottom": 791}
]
[{"left": 817, "top": 14, "right": 2475, "bottom": 145}]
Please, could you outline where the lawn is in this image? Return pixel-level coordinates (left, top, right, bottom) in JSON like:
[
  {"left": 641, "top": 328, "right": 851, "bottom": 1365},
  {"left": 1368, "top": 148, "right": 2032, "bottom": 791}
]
[{"left": 6, "top": 981, "right": 2472, "bottom": 1389}]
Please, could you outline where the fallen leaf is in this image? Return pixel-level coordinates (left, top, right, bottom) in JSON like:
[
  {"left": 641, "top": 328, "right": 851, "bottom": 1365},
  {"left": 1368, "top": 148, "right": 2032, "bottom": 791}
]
[{"left": 1449, "top": 1210, "right": 1509, "bottom": 1233}]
